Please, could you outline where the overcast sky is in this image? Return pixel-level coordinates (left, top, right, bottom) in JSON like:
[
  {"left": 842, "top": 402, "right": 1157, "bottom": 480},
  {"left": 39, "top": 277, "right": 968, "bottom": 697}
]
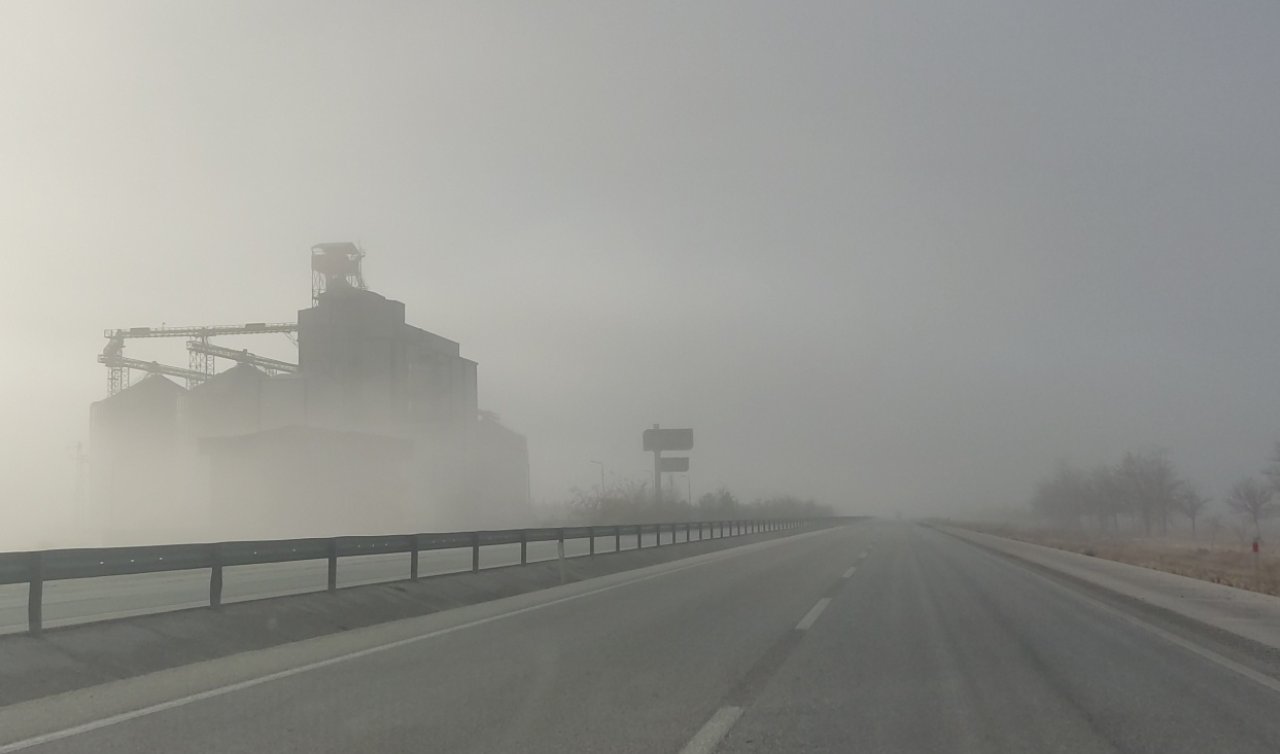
[{"left": 3, "top": 1, "right": 1279, "bottom": 547}]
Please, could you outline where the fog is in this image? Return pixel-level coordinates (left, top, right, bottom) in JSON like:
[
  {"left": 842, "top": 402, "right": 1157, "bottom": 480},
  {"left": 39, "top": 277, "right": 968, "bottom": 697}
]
[{"left": 2, "top": 1, "right": 1279, "bottom": 549}]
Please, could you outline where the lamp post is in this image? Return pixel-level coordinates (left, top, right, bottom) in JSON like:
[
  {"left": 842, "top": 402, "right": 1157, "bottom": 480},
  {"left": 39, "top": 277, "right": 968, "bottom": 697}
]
[{"left": 589, "top": 459, "right": 605, "bottom": 497}]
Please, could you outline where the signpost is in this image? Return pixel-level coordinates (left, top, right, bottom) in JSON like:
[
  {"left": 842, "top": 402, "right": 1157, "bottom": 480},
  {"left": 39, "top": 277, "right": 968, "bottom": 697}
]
[{"left": 645, "top": 425, "right": 693, "bottom": 506}]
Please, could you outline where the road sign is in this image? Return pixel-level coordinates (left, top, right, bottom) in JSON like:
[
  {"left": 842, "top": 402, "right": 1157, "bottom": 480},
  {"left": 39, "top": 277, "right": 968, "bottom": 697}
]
[
  {"left": 659, "top": 457, "right": 690, "bottom": 472},
  {"left": 643, "top": 428, "right": 693, "bottom": 452}
]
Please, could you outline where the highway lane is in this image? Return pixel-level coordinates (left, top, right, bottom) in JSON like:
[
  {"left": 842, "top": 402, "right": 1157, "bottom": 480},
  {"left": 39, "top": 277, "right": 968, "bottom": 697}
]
[
  {"left": 0, "top": 528, "right": 701, "bottom": 635},
  {"left": 5, "top": 521, "right": 1280, "bottom": 753},
  {"left": 718, "top": 524, "right": 1280, "bottom": 753}
]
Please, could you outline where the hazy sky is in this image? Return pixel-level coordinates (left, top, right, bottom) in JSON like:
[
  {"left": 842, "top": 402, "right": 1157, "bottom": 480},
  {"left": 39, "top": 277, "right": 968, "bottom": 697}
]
[{"left": 3, "top": 1, "right": 1279, "bottom": 546}]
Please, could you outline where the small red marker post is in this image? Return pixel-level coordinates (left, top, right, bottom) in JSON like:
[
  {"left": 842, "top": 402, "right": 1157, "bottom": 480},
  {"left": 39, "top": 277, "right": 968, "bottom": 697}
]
[{"left": 1253, "top": 538, "right": 1261, "bottom": 588}]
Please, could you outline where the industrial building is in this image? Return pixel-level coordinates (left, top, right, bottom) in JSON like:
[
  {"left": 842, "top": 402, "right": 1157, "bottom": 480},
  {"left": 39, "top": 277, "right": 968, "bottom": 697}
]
[{"left": 89, "top": 245, "right": 530, "bottom": 543}]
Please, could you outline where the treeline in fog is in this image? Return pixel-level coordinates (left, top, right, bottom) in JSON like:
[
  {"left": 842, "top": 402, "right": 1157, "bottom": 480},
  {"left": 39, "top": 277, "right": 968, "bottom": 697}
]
[
  {"left": 555, "top": 479, "right": 832, "bottom": 525},
  {"left": 1030, "top": 444, "right": 1280, "bottom": 544}
]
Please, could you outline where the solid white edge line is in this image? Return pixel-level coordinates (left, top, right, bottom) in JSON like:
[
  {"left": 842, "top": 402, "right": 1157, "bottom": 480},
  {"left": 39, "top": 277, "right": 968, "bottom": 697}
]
[
  {"left": 842, "top": 566, "right": 856, "bottom": 579},
  {"left": 0, "top": 527, "right": 840, "bottom": 753},
  {"left": 795, "top": 597, "right": 832, "bottom": 631},
  {"left": 679, "top": 706, "right": 744, "bottom": 754}
]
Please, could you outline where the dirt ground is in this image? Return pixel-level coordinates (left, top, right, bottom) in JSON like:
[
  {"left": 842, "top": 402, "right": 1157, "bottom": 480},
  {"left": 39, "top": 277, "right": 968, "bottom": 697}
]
[{"left": 947, "top": 521, "right": 1280, "bottom": 597}]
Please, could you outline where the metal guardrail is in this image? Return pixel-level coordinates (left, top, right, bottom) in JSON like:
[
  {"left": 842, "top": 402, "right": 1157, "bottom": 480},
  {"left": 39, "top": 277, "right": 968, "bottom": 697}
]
[{"left": 1, "top": 518, "right": 822, "bottom": 635}]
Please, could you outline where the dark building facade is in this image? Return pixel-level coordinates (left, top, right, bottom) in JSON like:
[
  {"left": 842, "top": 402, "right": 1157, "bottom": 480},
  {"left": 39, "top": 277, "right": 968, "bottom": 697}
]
[{"left": 90, "top": 284, "right": 529, "bottom": 543}]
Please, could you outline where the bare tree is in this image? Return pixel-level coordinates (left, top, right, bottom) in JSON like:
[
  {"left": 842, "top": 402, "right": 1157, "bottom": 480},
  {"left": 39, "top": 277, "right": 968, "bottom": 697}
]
[
  {"left": 1177, "top": 485, "right": 1211, "bottom": 539},
  {"left": 1087, "top": 465, "right": 1122, "bottom": 532},
  {"left": 1263, "top": 440, "right": 1280, "bottom": 494},
  {"left": 1226, "top": 477, "right": 1276, "bottom": 539},
  {"left": 1116, "top": 451, "right": 1184, "bottom": 537},
  {"left": 1205, "top": 514, "right": 1224, "bottom": 550}
]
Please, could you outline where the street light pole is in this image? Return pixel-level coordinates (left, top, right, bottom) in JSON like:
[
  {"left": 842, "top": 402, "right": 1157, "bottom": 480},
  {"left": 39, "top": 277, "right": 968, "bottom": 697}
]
[
  {"left": 652, "top": 424, "right": 662, "bottom": 507},
  {"left": 589, "top": 459, "right": 605, "bottom": 497}
]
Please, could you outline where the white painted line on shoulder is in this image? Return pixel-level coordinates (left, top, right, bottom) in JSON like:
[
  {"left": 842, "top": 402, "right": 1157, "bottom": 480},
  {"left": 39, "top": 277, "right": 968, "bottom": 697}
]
[
  {"left": 679, "top": 706, "right": 743, "bottom": 754},
  {"left": 795, "top": 597, "right": 832, "bottom": 631},
  {"left": 842, "top": 566, "right": 856, "bottom": 579}
]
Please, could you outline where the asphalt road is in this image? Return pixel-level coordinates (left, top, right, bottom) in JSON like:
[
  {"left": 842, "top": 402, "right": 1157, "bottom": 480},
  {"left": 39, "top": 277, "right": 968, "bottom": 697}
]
[
  {"left": 4, "top": 521, "right": 1280, "bottom": 753},
  {"left": 0, "top": 529, "right": 685, "bottom": 635}
]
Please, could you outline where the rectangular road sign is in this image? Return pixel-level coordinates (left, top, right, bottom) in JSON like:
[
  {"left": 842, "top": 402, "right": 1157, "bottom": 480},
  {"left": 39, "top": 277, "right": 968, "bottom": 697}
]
[
  {"left": 643, "top": 427, "right": 694, "bottom": 452},
  {"left": 659, "top": 456, "right": 690, "bottom": 472}
]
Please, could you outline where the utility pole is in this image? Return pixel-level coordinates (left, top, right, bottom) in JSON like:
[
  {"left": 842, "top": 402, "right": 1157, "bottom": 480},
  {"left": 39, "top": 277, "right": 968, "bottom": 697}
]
[
  {"left": 589, "top": 459, "right": 605, "bottom": 497},
  {"left": 652, "top": 424, "right": 662, "bottom": 507}
]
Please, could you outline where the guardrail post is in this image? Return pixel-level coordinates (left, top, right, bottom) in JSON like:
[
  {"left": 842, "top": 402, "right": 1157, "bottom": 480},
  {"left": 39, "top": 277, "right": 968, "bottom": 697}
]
[
  {"left": 636, "top": 526, "right": 642, "bottom": 550},
  {"left": 410, "top": 535, "right": 420, "bottom": 582},
  {"left": 520, "top": 531, "right": 527, "bottom": 565},
  {"left": 471, "top": 532, "right": 480, "bottom": 573},
  {"left": 557, "top": 528, "right": 566, "bottom": 584},
  {"left": 614, "top": 526, "right": 621, "bottom": 553},
  {"left": 209, "top": 544, "right": 223, "bottom": 609},
  {"left": 327, "top": 539, "right": 338, "bottom": 593},
  {"left": 588, "top": 526, "right": 595, "bottom": 556},
  {"left": 28, "top": 552, "right": 43, "bottom": 636},
  {"left": 698, "top": 522, "right": 704, "bottom": 541}
]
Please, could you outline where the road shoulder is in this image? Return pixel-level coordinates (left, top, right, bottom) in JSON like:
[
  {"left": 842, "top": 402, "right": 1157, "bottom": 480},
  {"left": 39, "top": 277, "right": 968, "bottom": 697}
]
[
  {"left": 941, "top": 526, "right": 1280, "bottom": 652},
  {"left": 0, "top": 525, "right": 832, "bottom": 710}
]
